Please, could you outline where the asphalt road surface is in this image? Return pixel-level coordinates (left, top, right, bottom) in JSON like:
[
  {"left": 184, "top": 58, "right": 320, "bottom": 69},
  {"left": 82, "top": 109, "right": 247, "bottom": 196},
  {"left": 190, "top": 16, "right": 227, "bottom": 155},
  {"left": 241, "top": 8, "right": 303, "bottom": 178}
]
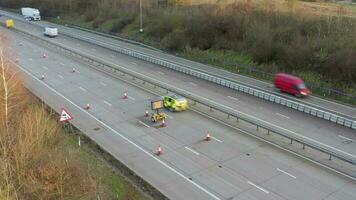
[
  {"left": 3, "top": 17, "right": 356, "bottom": 159},
  {"left": 2, "top": 25, "right": 355, "bottom": 200}
]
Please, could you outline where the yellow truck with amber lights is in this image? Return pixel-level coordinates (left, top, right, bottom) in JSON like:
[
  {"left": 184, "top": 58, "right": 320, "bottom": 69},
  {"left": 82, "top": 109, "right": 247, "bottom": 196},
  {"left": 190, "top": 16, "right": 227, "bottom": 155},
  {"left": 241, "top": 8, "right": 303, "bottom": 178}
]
[{"left": 163, "top": 95, "right": 188, "bottom": 112}]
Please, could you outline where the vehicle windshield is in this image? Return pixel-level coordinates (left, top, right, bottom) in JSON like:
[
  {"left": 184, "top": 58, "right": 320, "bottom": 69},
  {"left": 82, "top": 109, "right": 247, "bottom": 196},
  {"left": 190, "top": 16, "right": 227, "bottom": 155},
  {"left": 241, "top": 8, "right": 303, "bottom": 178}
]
[
  {"left": 176, "top": 96, "right": 186, "bottom": 103},
  {"left": 296, "top": 83, "right": 306, "bottom": 90}
]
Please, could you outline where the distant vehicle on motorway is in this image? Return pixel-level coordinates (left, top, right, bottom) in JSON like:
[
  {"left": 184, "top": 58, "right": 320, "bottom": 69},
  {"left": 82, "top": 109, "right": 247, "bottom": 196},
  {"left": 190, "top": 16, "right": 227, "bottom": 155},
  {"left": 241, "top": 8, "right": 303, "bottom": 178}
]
[
  {"left": 274, "top": 73, "right": 311, "bottom": 97},
  {"left": 21, "top": 7, "right": 41, "bottom": 21},
  {"left": 44, "top": 27, "right": 58, "bottom": 37}
]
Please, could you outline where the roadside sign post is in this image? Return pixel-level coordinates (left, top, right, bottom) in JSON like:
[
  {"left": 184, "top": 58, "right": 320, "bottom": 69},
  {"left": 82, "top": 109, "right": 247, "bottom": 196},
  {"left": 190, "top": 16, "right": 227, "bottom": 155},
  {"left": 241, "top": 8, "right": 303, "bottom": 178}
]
[{"left": 59, "top": 108, "right": 74, "bottom": 133}]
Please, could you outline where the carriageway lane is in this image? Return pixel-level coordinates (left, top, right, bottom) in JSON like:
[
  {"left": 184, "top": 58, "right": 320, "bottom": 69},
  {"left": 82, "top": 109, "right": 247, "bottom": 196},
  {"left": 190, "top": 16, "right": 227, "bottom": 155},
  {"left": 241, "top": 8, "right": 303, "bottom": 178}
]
[
  {"left": 4, "top": 9, "right": 355, "bottom": 118},
  {"left": 5, "top": 18, "right": 356, "bottom": 157},
  {"left": 6, "top": 27, "right": 356, "bottom": 200}
]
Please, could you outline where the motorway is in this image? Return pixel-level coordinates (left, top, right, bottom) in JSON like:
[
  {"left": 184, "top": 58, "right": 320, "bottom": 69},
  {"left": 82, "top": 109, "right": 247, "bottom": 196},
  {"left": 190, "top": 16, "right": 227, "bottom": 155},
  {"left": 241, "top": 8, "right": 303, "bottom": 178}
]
[
  {"left": 2, "top": 16, "right": 356, "bottom": 158},
  {"left": 2, "top": 21, "right": 356, "bottom": 199}
]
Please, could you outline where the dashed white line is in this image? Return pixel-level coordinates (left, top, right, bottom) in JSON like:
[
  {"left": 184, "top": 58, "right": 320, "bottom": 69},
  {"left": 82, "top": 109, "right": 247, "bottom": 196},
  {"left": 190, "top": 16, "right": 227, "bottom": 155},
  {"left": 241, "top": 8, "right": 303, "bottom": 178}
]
[
  {"left": 227, "top": 96, "right": 238, "bottom": 101},
  {"left": 276, "top": 113, "right": 290, "bottom": 119},
  {"left": 110, "top": 54, "right": 115, "bottom": 58},
  {"left": 131, "top": 62, "right": 137, "bottom": 65},
  {"left": 79, "top": 86, "right": 87, "bottom": 92},
  {"left": 57, "top": 74, "right": 64, "bottom": 79},
  {"left": 277, "top": 168, "right": 297, "bottom": 179},
  {"left": 211, "top": 136, "right": 223, "bottom": 143},
  {"left": 138, "top": 120, "right": 150, "bottom": 128},
  {"left": 43, "top": 66, "right": 48, "bottom": 70},
  {"left": 338, "top": 135, "right": 354, "bottom": 142},
  {"left": 103, "top": 100, "right": 112, "bottom": 106},
  {"left": 158, "top": 71, "right": 165, "bottom": 75},
  {"left": 60, "top": 63, "right": 65, "bottom": 66},
  {"left": 29, "top": 58, "right": 33, "bottom": 61},
  {"left": 188, "top": 82, "right": 197, "bottom": 86},
  {"left": 127, "top": 96, "right": 136, "bottom": 101},
  {"left": 166, "top": 114, "right": 174, "bottom": 119},
  {"left": 185, "top": 147, "right": 200, "bottom": 155},
  {"left": 16, "top": 64, "right": 222, "bottom": 200},
  {"left": 100, "top": 82, "right": 107, "bottom": 86},
  {"left": 247, "top": 181, "right": 269, "bottom": 194}
]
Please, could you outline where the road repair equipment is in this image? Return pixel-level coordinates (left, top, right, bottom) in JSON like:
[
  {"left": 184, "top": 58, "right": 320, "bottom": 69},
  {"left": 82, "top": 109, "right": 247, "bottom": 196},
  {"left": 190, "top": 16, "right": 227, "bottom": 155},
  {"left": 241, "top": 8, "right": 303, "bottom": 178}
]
[
  {"left": 5, "top": 19, "right": 14, "bottom": 28},
  {"left": 150, "top": 98, "right": 167, "bottom": 123},
  {"left": 157, "top": 145, "right": 163, "bottom": 156},
  {"left": 206, "top": 132, "right": 211, "bottom": 141},
  {"left": 164, "top": 94, "right": 188, "bottom": 112}
]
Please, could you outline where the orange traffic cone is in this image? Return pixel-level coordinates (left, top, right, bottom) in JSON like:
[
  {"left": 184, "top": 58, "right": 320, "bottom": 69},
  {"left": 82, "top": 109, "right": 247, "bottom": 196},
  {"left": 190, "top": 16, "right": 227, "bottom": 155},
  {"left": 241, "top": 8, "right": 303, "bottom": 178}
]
[
  {"left": 85, "top": 103, "right": 90, "bottom": 110},
  {"left": 19, "top": 42, "right": 23, "bottom": 46},
  {"left": 15, "top": 58, "right": 19, "bottom": 63},
  {"left": 161, "top": 119, "right": 166, "bottom": 127},
  {"left": 157, "top": 145, "right": 163, "bottom": 156},
  {"left": 40, "top": 74, "right": 45, "bottom": 80},
  {"left": 206, "top": 132, "right": 211, "bottom": 141},
  {"left": 123, "top": 92, "right": 128, "bottom": 99},
  {"left": 42, "top": 53, "right": 47, "bottom": 58},
  {"left": 72, "top": 68, "right": 76, "bottom": 73},
  {"left": 144, "top": 110, "right": 149, "bottom": 117}
]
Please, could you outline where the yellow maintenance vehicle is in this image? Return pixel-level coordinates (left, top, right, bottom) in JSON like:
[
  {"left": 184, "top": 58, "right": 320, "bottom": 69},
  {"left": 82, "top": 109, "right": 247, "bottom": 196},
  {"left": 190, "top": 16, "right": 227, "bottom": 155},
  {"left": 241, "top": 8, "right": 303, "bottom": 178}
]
[
  {"left": 150, "top": 99, "right": 167, "bottom": 123},
  {"left": 5, "top": 19, "right": 14, "bottom": 28},
  {"left": 163, "top": 95, "right": 188, "bottom": 112}
]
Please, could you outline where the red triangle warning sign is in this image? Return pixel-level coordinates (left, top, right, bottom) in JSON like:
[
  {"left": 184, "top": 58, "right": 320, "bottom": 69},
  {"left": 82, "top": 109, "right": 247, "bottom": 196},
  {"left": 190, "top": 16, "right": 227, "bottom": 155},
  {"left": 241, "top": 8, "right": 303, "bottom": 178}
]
[{"left": 59, "top": 108, "right": 73, "bottom": 122}]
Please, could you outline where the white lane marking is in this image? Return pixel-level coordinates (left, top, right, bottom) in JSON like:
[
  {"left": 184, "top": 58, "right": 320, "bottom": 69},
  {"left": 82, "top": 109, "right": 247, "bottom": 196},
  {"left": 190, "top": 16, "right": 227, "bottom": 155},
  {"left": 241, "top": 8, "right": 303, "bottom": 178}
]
[
  {"left": 110, "top": 54, "right": 115, "bottom": 58},
  {"left": 338, "top": 135, "right": 354, "bottom": 142},
  {"left": 60, "top": 63, "right": 65, "bottom": 66},
  {"left": 211, "top": 136, "right": 223, "bottom": 143},
  {"left": 100, "top": 82, "right": 107, "bottom": 86},
  {"left": 247, "top": 181, "right": 269, "bottom": 194},
  {"left": 103, "top": 100, "right": 112, "bottom": 106},
  {"left": 227, "top": 96, "right": 238, "bottom": 101},
  {"left": 191, "top": 107, "right": 356, "bottom": 181},
  {"left": 277, "top": 168, "right": 296, "bottom": 179},
  {"left": 76, "top": 70, "right": 80, "bottom": 74},
  {"left": 276, "top": 113, "right": 290, "bottom": 119},
  {"left": 138, "top": 120, "right": 150, "bottom": 128},
  {"left": 166, "top": 114, "right": 173, "bottom": 119},
  {"left": 79, "top": 86, "right": 87, "bottom": 92},
  {"left": 131, "top": 62, "right": 137, "bottom": 65},
  {"left": 57, "top": 74, "right": 64, "bottom": 79},
  {"left": 29, "top": 58, "right": 33, "bottom": 61},
  {"left": 43, "top": 66, "right": 48, "bottom": 70},
  {"left": 15, "top": 64, "right": 223, "bottom": 200},
  {"left": 127, "top": 96, "right": 136, "bottom": 101},
  {"left": 185, "top": 147, "right": 200, "bottom": 155},
  {"left": 188, "top": 82, "right": 197, "bottom": 86},
  {"left": 158, "top": 71, "right": 165, "bottom": 75}
]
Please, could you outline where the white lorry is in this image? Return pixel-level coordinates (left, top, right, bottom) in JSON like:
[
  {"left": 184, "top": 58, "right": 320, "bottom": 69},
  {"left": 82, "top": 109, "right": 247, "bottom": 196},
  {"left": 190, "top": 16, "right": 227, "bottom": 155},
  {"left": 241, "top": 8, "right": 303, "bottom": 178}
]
[
  {"left": 21, "top": 8, "right": 41, "bottom": 21},
  {"left": 44, "top": 27, "right": 58, "bottom": 37}
]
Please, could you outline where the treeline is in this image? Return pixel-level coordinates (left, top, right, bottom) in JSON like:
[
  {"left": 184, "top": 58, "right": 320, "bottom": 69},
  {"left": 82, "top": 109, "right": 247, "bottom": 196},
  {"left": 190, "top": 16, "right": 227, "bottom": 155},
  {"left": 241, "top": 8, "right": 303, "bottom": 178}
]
[{"left": 1, "top": 0, "right": 356, "bottom": 86}]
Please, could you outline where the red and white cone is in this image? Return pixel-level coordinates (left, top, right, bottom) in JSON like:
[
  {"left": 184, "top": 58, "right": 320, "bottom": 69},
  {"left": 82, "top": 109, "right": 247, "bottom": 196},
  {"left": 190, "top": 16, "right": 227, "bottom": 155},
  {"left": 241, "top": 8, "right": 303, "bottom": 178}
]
[
  {"left": 144, "top": 110, "right": 149, "bottom": 117},
  {"left": 206, "top": 132, "right": 211, "bottom": 141},
  {"left": 15, "top": 58, "right": 19, "bottom": 63},
  {"left": 19, "top": 42, "right": 23, "bottom": 46},
  {"left": 123, "top": 92, "right": 128, "bottom": 99},
  {"left": 161, "top": 119, "right": 167, "bottom": 127},
  {"left": 42, "top": 53, "right": 47, "bottom": 58},
  {"left": 157, "top": 145, "right": 163, "bottom": 156},
  {"left": 72, "top": 68, "right": 76, "bottom": 73},
  {"left": 85, "top": 103, "right": 90, "bottom": 110},
  {"left": 40, "top": 74, "right": 45, "bottom": 80}
]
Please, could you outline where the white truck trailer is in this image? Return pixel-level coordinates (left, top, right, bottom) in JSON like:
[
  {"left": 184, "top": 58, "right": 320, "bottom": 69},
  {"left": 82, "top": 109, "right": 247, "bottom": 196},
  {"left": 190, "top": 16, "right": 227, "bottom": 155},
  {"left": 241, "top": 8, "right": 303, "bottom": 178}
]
[
  {"left": 21, "top": 8, "right": 41, "bottom": 21},
  {"left": 44, "top": 27, "right": 58, "bottom": 37}
]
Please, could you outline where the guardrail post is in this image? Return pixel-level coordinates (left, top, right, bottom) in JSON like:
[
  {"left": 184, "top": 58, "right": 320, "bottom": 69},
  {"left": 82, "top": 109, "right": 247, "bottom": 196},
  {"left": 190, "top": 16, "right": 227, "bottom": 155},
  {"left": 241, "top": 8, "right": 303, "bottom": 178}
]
[
  {"left": 236, "top": 117, "right": 239, "bottom": 122},
  {"left": 166, "top": 89, "right": 169, "bottom": 94},
  {"left": 256, "top": 125, "right": 259, "bottom": 131},
  {"left": 227, "top": 114, "right": 230, "bottom": 119},
  {"left": 210, "top": 107, "right": 213, "bottom": 112},
  {"left": 290, "top": 139, "right": 293, "bottom": 144},
  {"left": 329, "top": 154, "right": 332, "bottom": 160},
  {"left": 302, "top": 144, "right": 305, "bottom": 150},
  {"left": 267, "top": 130, "right": 270, "bottom": 135}
]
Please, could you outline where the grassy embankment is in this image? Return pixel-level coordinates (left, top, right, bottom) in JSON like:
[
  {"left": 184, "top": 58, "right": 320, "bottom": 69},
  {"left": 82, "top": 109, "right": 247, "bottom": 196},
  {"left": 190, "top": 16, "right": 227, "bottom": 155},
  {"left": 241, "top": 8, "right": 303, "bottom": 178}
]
[
  {"left": 2, "top": 0, "right": 356, "bottom": 104},
  {"left": 0, "top": 32, "right": 148, "bottom": 200}
]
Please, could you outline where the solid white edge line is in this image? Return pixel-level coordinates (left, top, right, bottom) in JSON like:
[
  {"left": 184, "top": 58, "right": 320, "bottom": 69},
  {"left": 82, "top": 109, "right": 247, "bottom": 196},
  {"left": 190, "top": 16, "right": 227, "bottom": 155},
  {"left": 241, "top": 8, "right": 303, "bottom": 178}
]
[
  {"left": 190, "top": 107, "right": 356, "bottom": 181},
  {"left": 338, "top": 135, "right": 354, "bottom": 142},
  {"left": 103, "top": 100, "right": 112, "bottom": 106},
  {"left": 188, "top": 82, "right": 197, "bottom": 86},
  {"left": 227, "top": 96, "right": 238, "bottom": 101},
  {"left": 15, "top": 63, "right": 222, "bottom": 200},
  {"left": 277, "top": 168, "right": 297, "bottom": 179},
  {"left": 138, "top": 120, "right": 150, "bottom": 128},
  {"left": 57, "top": 74, "right": 64, "bottom": 79},
  {"left": 185, "top": 146, "right": 200, "bottom": 155},
  {"left": 131, "top": 62, "right": 137, "bottom": 65},
  {"left": 127, "top": 96, "right": 136, "bottom": 101},
  {"left": 211, "top": 136, "right": 223, "bottom": 143},
  {"left": 247, "top": 181, "right": 269, "bottom": 194}
]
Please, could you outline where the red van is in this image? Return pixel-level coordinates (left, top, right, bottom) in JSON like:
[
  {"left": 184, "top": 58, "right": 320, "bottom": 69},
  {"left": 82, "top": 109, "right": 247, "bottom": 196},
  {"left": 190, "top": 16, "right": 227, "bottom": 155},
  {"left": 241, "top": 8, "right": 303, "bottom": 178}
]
[{"left": 273, "top": 73, "right": 311, "bottom": 97}]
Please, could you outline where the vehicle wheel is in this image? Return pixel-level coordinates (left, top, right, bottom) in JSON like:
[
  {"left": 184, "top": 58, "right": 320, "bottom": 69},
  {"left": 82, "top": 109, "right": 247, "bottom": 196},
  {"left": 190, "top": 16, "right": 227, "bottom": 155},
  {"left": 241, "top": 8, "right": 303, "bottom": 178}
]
[{"left": 151, "top": 117, "right": 156, "bottom": 123}]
